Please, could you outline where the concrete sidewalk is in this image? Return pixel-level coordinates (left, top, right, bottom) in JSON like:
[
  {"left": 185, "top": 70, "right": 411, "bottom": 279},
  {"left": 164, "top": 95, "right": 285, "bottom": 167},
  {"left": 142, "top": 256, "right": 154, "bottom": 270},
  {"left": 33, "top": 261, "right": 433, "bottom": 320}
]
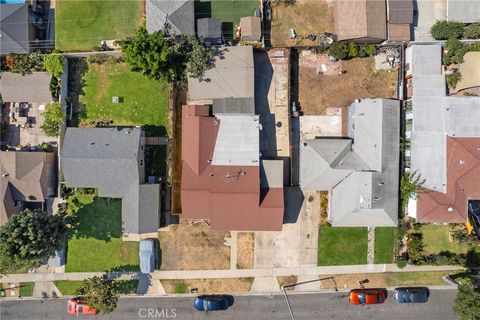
[{"left": 0, "top": 264, "right": 464, "bottom": 283}]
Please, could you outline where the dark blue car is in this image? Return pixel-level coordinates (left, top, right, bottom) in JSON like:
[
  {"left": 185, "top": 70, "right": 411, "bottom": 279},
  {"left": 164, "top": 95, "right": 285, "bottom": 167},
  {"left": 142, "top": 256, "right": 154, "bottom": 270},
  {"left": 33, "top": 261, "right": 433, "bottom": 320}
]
[{"left": 194, "top": 295, "right": 233, "bottom": 311}]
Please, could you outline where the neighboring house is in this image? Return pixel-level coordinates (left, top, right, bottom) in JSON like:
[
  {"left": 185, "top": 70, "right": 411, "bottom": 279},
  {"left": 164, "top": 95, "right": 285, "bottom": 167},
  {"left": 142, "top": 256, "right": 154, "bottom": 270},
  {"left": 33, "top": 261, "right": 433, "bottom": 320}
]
[
  {"left": 447, "top": 0, "right": 480, "bottom": 23},
  {"left": 181, "top": 104, "right": 284, "bottom": 231},
  {"left": 146, "top": 0, "right": 195, "bottom": 35},
  {"left": 334, "top": 0, "right": 387, "bottom": 42},
  {"left": 387, "top": 0, "right": 413, "bottom": 41},
  {"left": 0, "top": 3, "right": 32, "bottom": 55},
  {"left": 240, "top": 16, "right": 262, "bottom": 42},
  {"left": 0, "top": 150, "right": 56, "bottom": 226},
  {"left": 187, "top": 46, "right": 255, "bottom": 107},
  {"left": 407, "top": 44, "right": 480, "bottom": 223},
  {"left": 0, "top": 72, "right": 53, "bottom": 104},
  {"left": 197, "top": 18, "right": 223, "bottom": 45},
  {"left": 61, "top": 127, "right": 161, "bottom": 235},
  {"left": 300, "top": 99, "right": 400, "bottom": 227}
]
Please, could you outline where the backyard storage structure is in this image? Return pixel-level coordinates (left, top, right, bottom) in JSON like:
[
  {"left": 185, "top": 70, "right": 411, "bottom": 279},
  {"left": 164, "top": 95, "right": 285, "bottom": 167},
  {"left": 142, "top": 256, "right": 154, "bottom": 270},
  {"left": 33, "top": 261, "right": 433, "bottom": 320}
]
[
  {"left": 334, "top": 0, "right": 387, "bottom": 42},
  {"left": 146, "top": 0, "right": 195, "bottom": 35},
  {"left": 197, "top": 18, "right": 223, "bottom": 43},
  {"left": 240, "top": 16, "right": 262, "bottom": 42}
]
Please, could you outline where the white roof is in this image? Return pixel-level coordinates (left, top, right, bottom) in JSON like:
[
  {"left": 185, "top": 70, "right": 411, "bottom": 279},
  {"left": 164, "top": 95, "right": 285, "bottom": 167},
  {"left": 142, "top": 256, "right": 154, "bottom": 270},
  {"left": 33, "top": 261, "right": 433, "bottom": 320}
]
[{"left": 212, "top": 114, "right": 260, "bottom": 166}]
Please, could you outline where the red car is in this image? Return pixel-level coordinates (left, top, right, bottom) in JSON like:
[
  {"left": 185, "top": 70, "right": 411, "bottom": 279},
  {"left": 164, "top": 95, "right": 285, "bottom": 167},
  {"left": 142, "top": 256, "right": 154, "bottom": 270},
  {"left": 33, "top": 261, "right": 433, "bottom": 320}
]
[
  {"left": 349, "top": 288, "right": 386, "bottom": 305},
  {"left": 68, "top": 298, "right": 97, "bottom": 315}
]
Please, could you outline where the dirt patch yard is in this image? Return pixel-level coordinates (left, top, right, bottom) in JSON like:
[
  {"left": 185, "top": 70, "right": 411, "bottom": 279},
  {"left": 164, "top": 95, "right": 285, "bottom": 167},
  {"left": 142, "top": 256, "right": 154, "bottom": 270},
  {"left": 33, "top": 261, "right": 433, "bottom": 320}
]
[
  {"left": 270, "top": 0, "right": 334, "bottom": 47},
  {"left": 237, "top": 233, "right": 254, "bottom": 269},
  {"left": 161, "top": 278, "right": 253, "bottom": 294},
  {"left": 159, "top": 221, "right": 230, "bottom": 270},
  {"left": 299, "top": 57, "right": 397, "bottom": 115},
  {"left": 277, "top": 275, "right": 298, "bottom": 291}
]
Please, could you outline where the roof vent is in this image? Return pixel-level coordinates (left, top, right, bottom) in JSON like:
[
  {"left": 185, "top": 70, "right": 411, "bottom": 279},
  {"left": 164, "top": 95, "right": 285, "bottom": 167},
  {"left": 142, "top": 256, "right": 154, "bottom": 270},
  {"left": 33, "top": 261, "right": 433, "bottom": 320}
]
[
  {"left": 459, "top": 160, "right": 465, "bottom": 165},
  {"left": 447, "top": 207, "right": 454, "bottom": 213},
  {"left": 2, "top": 173, "right": 9, "bottom": 177},
  {"left": 90, "top": 142, "right": 95, "bottom": 145}
]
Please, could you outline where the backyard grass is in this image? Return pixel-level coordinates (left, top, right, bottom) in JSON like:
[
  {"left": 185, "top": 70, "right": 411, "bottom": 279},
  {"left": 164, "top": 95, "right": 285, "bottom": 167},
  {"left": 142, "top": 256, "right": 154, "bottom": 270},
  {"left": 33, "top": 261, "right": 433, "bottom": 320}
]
[
  {"left": 420, "top": 225, "right": 471, "bottom": 255},
  {"left": 54, "top": 281, "right": 83, "bottom": 295},
  {"left": 318, "top": 225, "right": 368, "bottom": 265},
  {"left": 55, "top": 0, "right": 143, "bottom": 51},
  {"left": 81, "top": 62, "right": 169, "bottom": 130},
  {"left": 19, "top": 282, "right": 34, "bottom": 297},
  {"left": 196, "top": 0, "right": 259, "bottom": 38},
  {"left": 65, "top": 192, "right": 139, "bottom": 272},
  {"left": 374, "top": 227, "right": 396, "bottom": 264}
]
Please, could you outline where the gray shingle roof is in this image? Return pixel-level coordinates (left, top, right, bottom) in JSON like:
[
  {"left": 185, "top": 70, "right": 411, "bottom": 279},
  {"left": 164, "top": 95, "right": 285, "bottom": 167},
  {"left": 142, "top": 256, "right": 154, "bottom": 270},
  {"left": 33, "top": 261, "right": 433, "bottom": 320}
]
[
  {"left": 0, "top": 4, "right": 30, "bottom": 55},
  {"left": 0, "top": 72, "right": 53, "bottom": 103},
  {"left": 447, "top": 0, "right": 480, "bottom": 23},
  {"left": 410, "top": 44, "right": 480, "bottom": 193},
  {"left": 62, "top": 127, "right": 160, "bottom": 235},
  {"left": 213, "top": 98, "right": 255, "bottom": 114},
  {"left": 146, "top": 0, "right": 195, "bottom": 35},
  {"left": 300, "top": 99, "right": 400, "bottom": 227},
  {"left": 197, "top": 18, "right": 222, "bottom": 40}
]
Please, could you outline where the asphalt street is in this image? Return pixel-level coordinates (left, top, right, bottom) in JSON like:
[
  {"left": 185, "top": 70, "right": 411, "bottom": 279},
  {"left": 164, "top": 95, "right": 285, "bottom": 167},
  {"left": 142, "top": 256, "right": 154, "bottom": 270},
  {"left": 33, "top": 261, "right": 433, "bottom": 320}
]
[{"left": 0, "top": 289, "right": 458, "bottom": 320}]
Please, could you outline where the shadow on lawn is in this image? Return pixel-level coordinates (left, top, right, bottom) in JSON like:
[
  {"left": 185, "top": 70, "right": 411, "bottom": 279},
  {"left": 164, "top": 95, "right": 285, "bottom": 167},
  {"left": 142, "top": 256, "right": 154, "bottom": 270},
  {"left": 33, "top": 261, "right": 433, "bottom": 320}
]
[{"left": 74, "top": 197, "right": 122, "bottom": 242}]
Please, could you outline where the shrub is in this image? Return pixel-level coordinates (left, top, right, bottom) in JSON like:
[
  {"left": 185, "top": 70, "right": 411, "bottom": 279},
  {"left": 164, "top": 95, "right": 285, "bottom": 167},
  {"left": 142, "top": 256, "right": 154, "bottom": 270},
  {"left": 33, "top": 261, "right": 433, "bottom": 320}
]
[
  {"left": 396, "top": 258, "right": 407, "bottom": 268},
  {"left": 431, "top": 20, "right": 464, "bottom": 40},
  {"left": 87, "top": 54, "right": 111, "bottom": 64},
  {"left": 446, "top": 70, "right": 462, "bottom": 89},
  {"left": 347, "top": 42, "right": 359, "bottom": 58},
  {"left": 40, "top": 102, "right": 64, "bottom": 137},
  {"left": 329, "top": 41, "right": 349, "bottom": 60},
  {"left": 7, "top": 53, "right": 45, "bottom": 75},
  {"left": 463, "top": 23, "right": 480, "bottom": 39},
  {"left": 444, "top": 38, "right": 470, "bottom": 65},
  {"left": 44, "top": 54, "right": 66, "bottom": 78},
  {"left": 358, "top": 44, "right": 376, "bottom": 57},
  {"left": 407, "top": 232, "right": 424, "bottom": 264}
]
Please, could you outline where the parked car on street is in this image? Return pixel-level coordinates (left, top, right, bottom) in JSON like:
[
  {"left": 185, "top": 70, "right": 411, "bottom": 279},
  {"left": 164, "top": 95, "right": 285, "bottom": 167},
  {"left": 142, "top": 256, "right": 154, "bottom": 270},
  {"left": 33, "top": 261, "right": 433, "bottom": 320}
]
[
  {"left": 67, "top": 298, "right": 97, "bottom": 315},
  {"left": 394, "top": 287, "right": 430, "bottom": 303},
  {"left": 349, "top": 288, "right": 386, "bottom": 305},
  {"left": 139, "top": 239, "right": 158, "bottom": 274},
  {"left": 194, "top": 295, "right": 233, "bottom": 311}
]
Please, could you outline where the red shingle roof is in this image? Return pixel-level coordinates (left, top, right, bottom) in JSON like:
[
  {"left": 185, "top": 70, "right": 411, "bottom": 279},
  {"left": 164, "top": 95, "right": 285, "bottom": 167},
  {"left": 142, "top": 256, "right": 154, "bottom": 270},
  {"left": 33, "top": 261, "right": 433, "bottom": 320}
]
[
  {"left": 181, "top": 105, "right": 284, "bottom": 231},
  {"left": 417, "top": 136, "right": 480, "bottom": 223}
]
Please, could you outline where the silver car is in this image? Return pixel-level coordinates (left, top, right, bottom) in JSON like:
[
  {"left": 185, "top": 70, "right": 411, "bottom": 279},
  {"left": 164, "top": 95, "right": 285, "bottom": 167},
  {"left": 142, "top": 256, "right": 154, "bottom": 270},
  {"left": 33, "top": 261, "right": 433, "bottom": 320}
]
[{"left": 139, "top": 239, "right": 158, "bottom": 274}]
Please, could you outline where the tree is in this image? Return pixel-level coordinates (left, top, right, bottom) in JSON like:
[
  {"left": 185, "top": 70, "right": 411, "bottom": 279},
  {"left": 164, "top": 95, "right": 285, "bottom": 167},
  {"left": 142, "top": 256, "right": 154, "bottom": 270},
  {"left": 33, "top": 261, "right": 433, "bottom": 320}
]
[
  {"left": 407, "top": 232, "right": 425, "bottom": 264},
  {"left": 121, "top": 27, "right": 173, "bottom": 81},
  {"left": 75, "top": 275, "right": 119, "bottom": 314},
  {"left": 44, "top": 54, "right": 66, "bottom": 78},
  {"left": 400, "top": 170, "right": 426, "bottom": 209},
  {"left": 41, "top": 102, "right": 64, "bottom": 137},
  {"left": 454, "top": 283, "right": 480, "bottom": 320},
  {"left": 444, "top": 38, "right": 470, "bottom": 65},
  {"left": 431, "top": 20, "right": 465, "bottom": 40},
  {"left": 464, "top": 23, "right": 480, "bottom": 39},
  {"left": 0, "top": 209, "right": 73, "bottom": 274},
  {"left": 329, "top": 41, "right": 349, "bottom": 60},
  {"left": 446, "top": 70, "right": 462, "bottom": 89}
]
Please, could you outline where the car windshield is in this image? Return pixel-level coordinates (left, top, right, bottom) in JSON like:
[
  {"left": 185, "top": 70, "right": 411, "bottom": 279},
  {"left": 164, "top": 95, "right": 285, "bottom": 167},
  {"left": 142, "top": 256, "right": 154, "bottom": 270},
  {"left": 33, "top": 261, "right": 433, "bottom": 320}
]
[
  {"left": 358, "top": 293, "right": 366, "bottom": 304},
  {"left": 377, "top": 294, "right": 383, "bottom": 303},
  {"left": 77, "top": 305, "right": 83, "bottom": 313}
]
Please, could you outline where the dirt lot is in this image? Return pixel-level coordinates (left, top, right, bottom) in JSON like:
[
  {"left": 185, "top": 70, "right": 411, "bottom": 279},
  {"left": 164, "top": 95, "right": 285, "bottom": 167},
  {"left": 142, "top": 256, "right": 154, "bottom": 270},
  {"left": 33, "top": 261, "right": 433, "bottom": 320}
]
[
  {"left": 161, "top": 278, "right": 253, "bottom": 294},
  {"left": 299, "top": 57, "right": 397, "bottom": 115},
  {"left": 270, "top": 0, "right": 334, "bottom": 47},
  {"left": 159, "top": 221, "right": 230, "bottom": 270},
  {"left": 319, "top": 271, "right": 458, "bottom": 290},
  {"left": 277, "top": 275, "right": 298, "bottom": 291},
  {"left": 237, "top": 233, "right": 254, "bottom": 269}
]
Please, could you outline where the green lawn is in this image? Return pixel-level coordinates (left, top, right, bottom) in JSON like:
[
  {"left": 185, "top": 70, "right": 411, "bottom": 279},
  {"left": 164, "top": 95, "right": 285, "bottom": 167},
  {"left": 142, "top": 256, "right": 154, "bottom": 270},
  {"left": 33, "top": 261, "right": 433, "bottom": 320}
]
[
  {"left": 81, "top": 62, "right": 169, "bottom": 131},
  {"left": 374, "top": 227, "right": 396, "bottom": 264},
  {"left": 55, "top": 0, "right": 143, "bottom": 51},
  {"left": 420, "top": 225, "right": 470, "bottom": 255},
  {"left": 19, "top": 282, "right": 34, "bottom": 297},
  {"left": 54, "top": 281, "right": 83, "bottom": 295},
  {"left": 318, "top": 225, "right": 368, "bottom": 265},
  {"left": 65, "top": 192, "right": 139, "bottom": 272},
  {"left": 197, "top": 0, "right": 259, "bottom": 37}
]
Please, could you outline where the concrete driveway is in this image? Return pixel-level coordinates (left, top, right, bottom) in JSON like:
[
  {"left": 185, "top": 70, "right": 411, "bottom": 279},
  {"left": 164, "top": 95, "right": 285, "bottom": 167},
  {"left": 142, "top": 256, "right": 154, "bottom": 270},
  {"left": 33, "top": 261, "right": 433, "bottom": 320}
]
[
  {"left": 413, "top": 0, "right": 446, "bottom": 41},
  {"left": 254, "top": 188, "right": 319, "bottom": 269}
]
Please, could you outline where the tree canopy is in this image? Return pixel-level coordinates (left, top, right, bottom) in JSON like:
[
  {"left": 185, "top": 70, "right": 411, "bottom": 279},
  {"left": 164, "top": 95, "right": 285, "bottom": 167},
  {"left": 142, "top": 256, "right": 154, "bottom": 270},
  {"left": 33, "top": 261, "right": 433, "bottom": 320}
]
[
  {"left": 41, "top": 102, "right": 64, "bottom": 137},
  {"left": 44, "top": 54, "right": 66, "bottom": 78},
  {"left": 454, "top": 283, "right": 480, "bottom": 320},
  {"left": 431, "top": 20, "right": 465, "bottom": 40},
  {"left": 121, "top": 27, "right": 213, "bottom": 86},
  {"left": 75, "top": 275, "right": 119, "bottom": 314},
  {"left": 0, "top": 209, "right": 74, "bottom": 274}
]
